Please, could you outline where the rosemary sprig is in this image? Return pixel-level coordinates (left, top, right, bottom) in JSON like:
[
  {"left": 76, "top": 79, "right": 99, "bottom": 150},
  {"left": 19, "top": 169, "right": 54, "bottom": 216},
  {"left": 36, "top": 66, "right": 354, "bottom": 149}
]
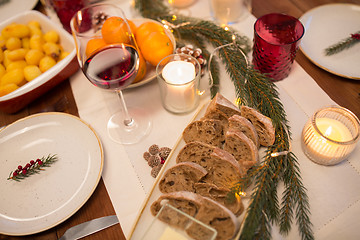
[
  {"left": 324, "top": 31, "right": 360, "bottom": 56},
  {"left": 7, "top": 154, "right": 58, "bottom": 181},
  {"left": 134, "top": 1, "right": 313, "bottom": 239}
]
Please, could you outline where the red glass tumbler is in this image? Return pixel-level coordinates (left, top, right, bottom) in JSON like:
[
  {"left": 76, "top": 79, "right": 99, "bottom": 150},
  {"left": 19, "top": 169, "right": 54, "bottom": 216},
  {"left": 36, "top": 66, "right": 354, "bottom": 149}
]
[
  {"left": 45, "top": 0, "right": 88, "bottom": 32},
  {"left": 252, "top": 13, "right": 305, "bottom": 81}
]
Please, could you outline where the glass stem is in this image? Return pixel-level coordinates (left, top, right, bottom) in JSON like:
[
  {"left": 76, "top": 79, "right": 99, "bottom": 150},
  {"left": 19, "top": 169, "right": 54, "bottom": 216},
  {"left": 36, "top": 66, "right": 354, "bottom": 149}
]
[{"left": 117, "top": 90, "right": 134, "bottom": 127}]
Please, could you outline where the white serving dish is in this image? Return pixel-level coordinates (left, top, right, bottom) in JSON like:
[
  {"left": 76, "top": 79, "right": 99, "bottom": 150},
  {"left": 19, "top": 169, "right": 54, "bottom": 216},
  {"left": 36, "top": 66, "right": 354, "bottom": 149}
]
[{"left": 0, "top": 10, "right": 78, "bottom": 113}]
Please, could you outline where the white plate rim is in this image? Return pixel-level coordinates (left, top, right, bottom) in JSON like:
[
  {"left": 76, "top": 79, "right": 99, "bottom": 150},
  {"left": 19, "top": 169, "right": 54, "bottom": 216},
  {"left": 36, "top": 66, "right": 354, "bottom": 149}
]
[
  {"left": 0, "top": 112, "right": 104, "bottom": 236},
  {"left": 299, "top": 3, "right": 360, "bottom": 80},
  {"left": 0, "top": 0, "right": 38, "bottom": 22}
]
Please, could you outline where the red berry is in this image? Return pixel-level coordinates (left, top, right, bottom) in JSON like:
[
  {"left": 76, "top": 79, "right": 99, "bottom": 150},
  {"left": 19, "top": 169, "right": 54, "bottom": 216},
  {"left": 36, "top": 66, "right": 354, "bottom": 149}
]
[
  {"left": 21, "top": 169, "right": 27, "bottom": 175},
  {"left": 38, "top": 160, "right": 43, "bottom": 165},
  {"left": 25, "top": 163, "right": 31, "bottom": 169},
  {"left": 17, "top": 165, "right": 22, "bottom": 170},
  {"left": 160, "top": 158, "right": 165, "bottom": 164},
  {"left": 13, "top": 171, "right": 18, "bottom": 177},
  {"left": 30, "top": 160, "right": 35, "bottom": 165}
]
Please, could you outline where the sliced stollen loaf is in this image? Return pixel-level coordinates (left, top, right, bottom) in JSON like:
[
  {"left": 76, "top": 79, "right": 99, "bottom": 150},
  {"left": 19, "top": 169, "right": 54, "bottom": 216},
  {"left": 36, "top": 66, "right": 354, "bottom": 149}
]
[
  {"left": 159, "top": 162, "right": 207, "bottom": 194},
  {"left": 194, "top": 182, "right": 244, "bottom": 216},
  {"left": 205, "top": 93, "right": 241, "bottom": 118},
  {"left": 240, "top": 105, "right": 275, "bottom": 146},
  {"left": 182, "top": 119, "right": 225, "bottom": 147},
  {"left": 150, "top": 191, "right": 203, "bottom": 229},
  {"left": 186, "top": 196, "right": 240, "bottom": 240},
  {"left": 229, "top": 114, "right": 259, "bottom": 148},
  {"left": 224, "top": 128, "right": 259, "bottom": 172}
]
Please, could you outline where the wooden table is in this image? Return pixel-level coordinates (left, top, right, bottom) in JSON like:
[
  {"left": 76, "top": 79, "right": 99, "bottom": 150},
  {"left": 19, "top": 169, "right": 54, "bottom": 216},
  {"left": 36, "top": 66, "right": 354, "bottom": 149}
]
[{"left": 0, "top": 0, "right": 359, "bottom": 239}]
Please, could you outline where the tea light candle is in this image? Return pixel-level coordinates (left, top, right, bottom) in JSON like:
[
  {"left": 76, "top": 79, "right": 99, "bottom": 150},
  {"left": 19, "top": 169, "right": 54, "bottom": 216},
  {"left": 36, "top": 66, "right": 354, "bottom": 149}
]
[
  {"left": 301, "top": 106, "right": 360, "bottom": 165},
  {"left": 162, "top": 60, "right": 196, "bottom": 111}
]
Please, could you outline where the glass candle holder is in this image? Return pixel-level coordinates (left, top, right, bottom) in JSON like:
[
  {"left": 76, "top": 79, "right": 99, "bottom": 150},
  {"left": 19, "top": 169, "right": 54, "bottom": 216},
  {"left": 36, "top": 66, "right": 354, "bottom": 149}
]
[
  {"left": 209, "top": 0, "right": 252, "bottom": 25},
  {"left": 156, "top": 53, "right": 203, "bottom": 114},
  {"left": 42, "top": 0, "right": 89, "bottom": 32},
  {"left": 301, "top": 106, "right": 360, "bottom": 165},
  {"left": 252, "top": 13, "right": 305, "bottom": 81}
]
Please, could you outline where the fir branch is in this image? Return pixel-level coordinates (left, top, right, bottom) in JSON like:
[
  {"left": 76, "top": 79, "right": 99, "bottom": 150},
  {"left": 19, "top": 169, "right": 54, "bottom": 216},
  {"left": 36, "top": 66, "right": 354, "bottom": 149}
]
[
  {"left": 324, "top": 31, "right": 360, "bottom": 56},
  {"left": 281, "top": 152, "right": 314, "bottom": 239},
  {"left": 134, "top": 1, "right": 313, "bottom": 239},
  {"left": 7, "top": 154, "right": 58, "bottom": 181}
]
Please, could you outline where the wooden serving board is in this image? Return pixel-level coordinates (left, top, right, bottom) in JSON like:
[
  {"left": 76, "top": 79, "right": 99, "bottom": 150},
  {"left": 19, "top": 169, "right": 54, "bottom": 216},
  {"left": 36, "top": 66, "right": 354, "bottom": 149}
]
[{"left": 128, "top": 101, "right": 251, "bottom": 240}]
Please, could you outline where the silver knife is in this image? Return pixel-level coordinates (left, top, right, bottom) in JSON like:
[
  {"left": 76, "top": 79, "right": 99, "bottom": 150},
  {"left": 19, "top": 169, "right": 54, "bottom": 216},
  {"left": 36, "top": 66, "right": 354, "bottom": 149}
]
[{"left": 59, "top": 215, "right": 119, "bottom": 240}]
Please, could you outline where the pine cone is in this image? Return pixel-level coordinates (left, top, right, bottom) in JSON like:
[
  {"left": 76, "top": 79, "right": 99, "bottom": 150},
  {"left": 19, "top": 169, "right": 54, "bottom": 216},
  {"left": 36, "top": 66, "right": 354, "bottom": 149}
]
[{"left": 175, "top": 45, "right": 207, "bottom": 75}]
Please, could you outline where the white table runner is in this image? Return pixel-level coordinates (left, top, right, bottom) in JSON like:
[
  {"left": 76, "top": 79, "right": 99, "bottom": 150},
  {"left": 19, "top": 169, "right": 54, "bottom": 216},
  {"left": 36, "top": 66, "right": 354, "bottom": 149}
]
[{"left": 69, "top": 1, "right": 360, "bottom": 239}]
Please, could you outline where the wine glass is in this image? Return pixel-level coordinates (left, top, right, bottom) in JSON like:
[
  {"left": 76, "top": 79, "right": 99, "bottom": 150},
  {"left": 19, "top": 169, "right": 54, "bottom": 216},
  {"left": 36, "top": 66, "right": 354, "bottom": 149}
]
[{"left": 70, "top": 3, "right": 151, "bottom": 144}]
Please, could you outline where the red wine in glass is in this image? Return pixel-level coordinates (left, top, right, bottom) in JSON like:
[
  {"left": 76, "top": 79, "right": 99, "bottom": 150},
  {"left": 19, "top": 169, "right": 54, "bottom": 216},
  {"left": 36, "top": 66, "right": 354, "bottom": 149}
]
[{"left": 83, "top": 44, "right": 139, "bottom": 90}]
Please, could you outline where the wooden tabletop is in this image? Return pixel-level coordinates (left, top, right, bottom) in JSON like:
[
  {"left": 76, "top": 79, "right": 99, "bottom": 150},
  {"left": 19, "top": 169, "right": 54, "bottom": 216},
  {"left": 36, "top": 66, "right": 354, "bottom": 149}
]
[{"left": 1, "top": 0, "right": 359, "bottom": 239}]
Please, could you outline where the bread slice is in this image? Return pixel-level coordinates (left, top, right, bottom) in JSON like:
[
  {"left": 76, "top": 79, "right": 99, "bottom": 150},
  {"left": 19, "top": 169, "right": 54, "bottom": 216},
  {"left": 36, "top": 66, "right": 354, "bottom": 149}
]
[
  {"left": 150, "top": 191, "right": 203, "bottom": 229},
  {"left": 229, "top": 114, "right": 259, "bottom": 148},
  {"left": 151, "top": 191, "right": 239, "bottom": 240},
  {"left": 201, "top": 108, "right": 229, "bottom": 130},
  {"left": 182, "top": 119, "right": 225, "bottom": 147},
  {"left": 159, "top": 162, "right": 207, "bottom": 194},
  {"left": 204, "top": 148, "right": 244, "bottom": 188},
  {"left": 194, "top": 182, "right": 244, "bottom": 216},
  {"left": 224, "top": 128, "right": 258, "bottom": 172},
  {"left": 186, "top": 196, "right": 240, "bottom": 240},
  {"left": 205, "top": 93, "right": 241, "bottom": 118},
  {"left": 176, "top": 141, "right": 215, "bottom": 165},
  {"left": 240, "top": 105, "right": 275, "bottom": 146},
  {"left": 178, "top": 142, "right": 243, "bottom": 189}
]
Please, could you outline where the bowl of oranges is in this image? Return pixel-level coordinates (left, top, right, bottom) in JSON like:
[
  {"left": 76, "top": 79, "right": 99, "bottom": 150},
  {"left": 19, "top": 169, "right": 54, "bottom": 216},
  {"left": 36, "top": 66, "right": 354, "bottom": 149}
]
[
  {"left": 83, "top": 16, "right": 176, "bottom": 89},
  {"left": 0, "top": 10, "right": 78, "bottom": 114},
  {"left": 130, "top": 18, "right": 176, "bottom": 87}
]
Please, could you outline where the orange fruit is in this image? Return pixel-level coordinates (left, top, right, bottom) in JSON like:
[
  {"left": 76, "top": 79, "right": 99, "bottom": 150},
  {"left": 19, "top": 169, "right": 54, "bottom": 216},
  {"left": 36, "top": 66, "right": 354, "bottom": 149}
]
[
  {"left": 101, "top": 16, "right": 132, "bottom": 44},
  {"left": 135, "top": 21, "right": 165, "bottom": 45},
  {"left": 138, "top": 31, "right": 174, "bottom": 67},
  {"left": 133, "top": 51, "right": 147, "bottom": 84},
  {"left": 85, "top": 38, "right": 107, "bottom": 57},
  {"left": 127, "top": 19, "right": 137, "bottom": 34}
]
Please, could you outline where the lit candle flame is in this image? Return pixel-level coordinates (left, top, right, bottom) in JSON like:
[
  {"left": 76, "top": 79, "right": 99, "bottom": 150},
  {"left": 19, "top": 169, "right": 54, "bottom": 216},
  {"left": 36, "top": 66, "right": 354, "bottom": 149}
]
[{"left": 324, "top": 126, "right": 332, "bottom": 137}]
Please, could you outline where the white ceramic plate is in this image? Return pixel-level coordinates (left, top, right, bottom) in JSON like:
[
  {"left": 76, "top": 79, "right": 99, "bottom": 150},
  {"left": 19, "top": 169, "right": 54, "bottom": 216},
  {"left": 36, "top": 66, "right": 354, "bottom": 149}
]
[
  {"left": 0, "top": 113, "right": 103, "bottom": 236},
  {"left": 299, "top": 3, "right": 360, "bottom": 79},
  {"left": 127, "top": 18, "right": 176, "bottom": 89},
  {"left": 0, "top": 0, "right": 38, "bottom": 22}
]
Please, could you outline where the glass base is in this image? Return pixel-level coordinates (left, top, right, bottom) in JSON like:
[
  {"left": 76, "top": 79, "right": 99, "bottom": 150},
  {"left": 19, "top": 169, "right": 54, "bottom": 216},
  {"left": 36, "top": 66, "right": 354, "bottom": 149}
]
[{"left": 107, "top": 107, "right": 152, "bottom": 144}]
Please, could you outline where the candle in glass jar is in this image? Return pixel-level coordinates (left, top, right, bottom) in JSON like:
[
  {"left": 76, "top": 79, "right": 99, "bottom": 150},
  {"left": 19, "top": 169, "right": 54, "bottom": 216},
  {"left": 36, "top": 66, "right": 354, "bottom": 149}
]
[
  {"left": 162, "top": 60, "right": 196, "bottom": 111},
  {"left": 303, "top": 117, "right": 353, "bottom": 163},
  {"left": 316, "top": 118, "right": 352, "bottom": 142}
]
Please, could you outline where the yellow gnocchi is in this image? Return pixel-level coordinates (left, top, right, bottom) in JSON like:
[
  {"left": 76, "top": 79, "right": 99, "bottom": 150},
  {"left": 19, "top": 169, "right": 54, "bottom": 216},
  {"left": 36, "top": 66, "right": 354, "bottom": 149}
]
[
  {"left": 0, "top": 68, "right": 25, "bottom": 86},
  {"left": 39, "top": 56, "right": 56, "bottom": 72},
  {"left": 0, "top": 20, "right": 70, "bottom": 97},
  {"left": 24, "top": 65, "right": 42, "bottom": 81},
  {"left": 0, "top": 83, "right": 19, "bottom": 97},
  {"left": 25, "top": 49, "right": 44, "bottom": 65}
]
